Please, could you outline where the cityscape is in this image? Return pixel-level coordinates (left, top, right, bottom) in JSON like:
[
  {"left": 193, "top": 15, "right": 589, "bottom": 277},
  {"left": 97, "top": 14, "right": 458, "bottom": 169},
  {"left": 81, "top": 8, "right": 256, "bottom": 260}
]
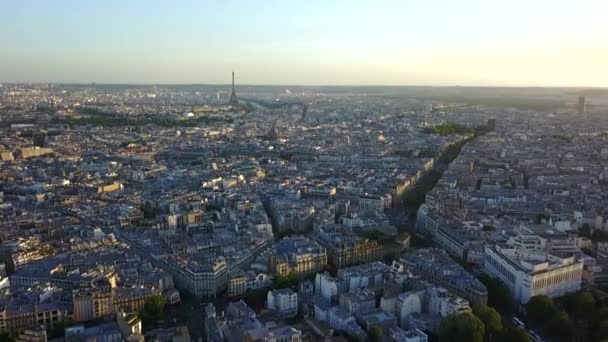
[{"left": 2, "top": 1, "right": 608, "bottom": 342}]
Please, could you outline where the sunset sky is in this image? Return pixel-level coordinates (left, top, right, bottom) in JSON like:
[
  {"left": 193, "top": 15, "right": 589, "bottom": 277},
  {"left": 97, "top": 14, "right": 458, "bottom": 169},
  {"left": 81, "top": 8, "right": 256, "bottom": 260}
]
[{"left": 1, "top": 0, "right": 607, "bottom": 86}]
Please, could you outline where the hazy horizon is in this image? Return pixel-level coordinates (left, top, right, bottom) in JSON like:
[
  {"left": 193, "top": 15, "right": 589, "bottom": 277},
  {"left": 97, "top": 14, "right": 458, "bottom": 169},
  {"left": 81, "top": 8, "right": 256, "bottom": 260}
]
[{"left": 2, "top": 0, "right": 607, "bottom": 87}]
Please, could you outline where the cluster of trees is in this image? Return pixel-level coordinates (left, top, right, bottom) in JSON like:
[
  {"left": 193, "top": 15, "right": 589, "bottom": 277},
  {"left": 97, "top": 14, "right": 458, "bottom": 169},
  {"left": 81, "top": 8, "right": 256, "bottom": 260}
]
[
  {"left": 439, "top": 305, "right": 531, "bottom": 342},
  {"left": 550, "top": 134, "right": 574, "bottom": 143},
  {"left": 526, "top": 291, "right": 608, "bottom": 341},
  {"left": 424, "top": 123, "right": 479, "bottom": 136},
  {"left": 403, "top": 169, "right": 443, "bottom": 210},
  {"left": 46, "top": 318, "right": 75, "bottom": 339},
  {"left": 271, "top": 273, "right": 300, "bottom": 289},
  {"left": 139, "top": 295, "right": 167, "bottom": 328},
  {"left": 579, "top": 223, "right": 608, "bottom": 243},
  {"left": 360, "top": 229, "right": 393, "bottom": 242},
  {"left": 404, "top": 141, "right": 471, "bottom": 211},
  {"left": 437, "top": 275, "right": 532, "bottom": 342},
  {"left": 478, "top": 274, "right": 514, "bottom": 314},
  {"left": 428, "top": 96, "right": 565, "bottom": 111},
  {"left": 244, "top": 271, "right": 317, "bottom": 312},
  {"left": 139, "top": 203, "right": 157, "bottom": 220},
  {"left": 242, "top": 288, "right": 269, "bottom": 312},
  {"left": 475, "top": 274, "right": 608, "bottom": 341}
]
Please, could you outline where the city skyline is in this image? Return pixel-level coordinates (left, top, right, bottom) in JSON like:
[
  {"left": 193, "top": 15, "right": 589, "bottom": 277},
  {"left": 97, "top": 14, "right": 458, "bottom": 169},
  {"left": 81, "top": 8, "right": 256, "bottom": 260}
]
[{"left": 1, "top": 0, "right": 607, "bottom": 87}]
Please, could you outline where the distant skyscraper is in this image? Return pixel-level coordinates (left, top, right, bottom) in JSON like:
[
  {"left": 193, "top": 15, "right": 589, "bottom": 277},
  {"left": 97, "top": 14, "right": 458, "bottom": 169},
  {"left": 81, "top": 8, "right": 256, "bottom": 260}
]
[
  {"left": 33, "top": 131, "right": 47, "bottom": 147},
  {"left": 487, "top": 118, "right": 496, "bottom": 131},
  {"left": 578, "top": 96, "right": 586, "bottom": 115},
  {"left": 301, "top": 104, "right": 308, "bottom": 122},
  {"left": 229, "top": 71, "right": 238, "bottom": 105}
]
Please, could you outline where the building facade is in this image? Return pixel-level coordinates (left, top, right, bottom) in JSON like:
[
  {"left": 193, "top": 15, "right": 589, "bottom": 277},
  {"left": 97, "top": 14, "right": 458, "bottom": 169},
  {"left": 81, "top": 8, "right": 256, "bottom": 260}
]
[{"left": 484, "top": 245, "right": 583, "bottom": 304}]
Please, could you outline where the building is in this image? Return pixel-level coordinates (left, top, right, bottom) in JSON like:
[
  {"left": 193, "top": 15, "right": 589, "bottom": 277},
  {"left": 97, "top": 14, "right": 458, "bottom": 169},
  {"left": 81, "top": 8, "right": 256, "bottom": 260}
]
[
  {"left": 487, "top": 118, "right": 496, "bottom": 131},
  {"left": 73, "top": 288, "right": 114, "bottom": 322},
  {"left": 65, "top": 323, "right": 122, "bottom": 342},
  {"left": 402, "top": 249, "right": 487, "bottom": 306},
  {"left": 145, "top": 326, "right": 191, "bottom": 342},
  {"left": 97, "top": 182, "right": 124, "bottom": 194},
  {"left": 396, "top": 292, "right": 422, "bottom": 328},
  {"left": 358, "top": 309, "right": 397, "bottom": 331},
  {"left": 484, "top": 245, "right": 583, "bottom": 304},
  {"left": 0, "top": 238, "right": 53, "bottom": 274},
  {"left": 578, "top": 95, "right": 587, "bottom": 115},
  {"left": 338, "top": 262, "right": 390, "bottom": 292},
  {"left": 269, "top": 236, "right": 327, "bottom": 278},
  {"left": 327, "top": 306, "right": 357, "bottom": 331},
  {"left": 314, "top": 227, "right": 382, "bottom": 268},
  {"left": 16, "top": 326, "right": 47, "bottom": 342},
  {"left": 117, "top": 312, "right": 143, "bottom": 342},
  {"left": 244, "top": 326, "right": 302, "bottom": 342},
  {"left": 388, "top": 327, "right": 428, "bottom": 342},
  {"left": 426, "top": 288, "right": 471, "bottom": 318},
  {"left": 266, "top": 288, "right": 298, "bottom": 317},
  {"left": 0, "top": 302, "right": 68, "bottom": 333},
  {"left": 167, "top": 256, "right": 228, "bottom": 298},
  {"left": 18, "top": 147, "right": 53, "bottom": 159},
  {"left": 73, "top": 287, "right": 158, "bottom": 323},
  {"left": 339, "top": 288, "right": 376, "bottom": 316},
  {"left": 227, "top": 272, "right": 247, "bottom": 298},
  {"left": 0, "top": 152, "right": 14, "bottom": 161}
]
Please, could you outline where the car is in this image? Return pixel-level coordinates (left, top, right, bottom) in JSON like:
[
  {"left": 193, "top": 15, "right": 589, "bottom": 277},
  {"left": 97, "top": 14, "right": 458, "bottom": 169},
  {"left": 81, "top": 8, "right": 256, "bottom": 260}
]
[
  {"left": 512, "top": 316, "right": 525, "bottom": 328},
  {"left": 528, "top": 330, "right": 543, "bottom": 342}
]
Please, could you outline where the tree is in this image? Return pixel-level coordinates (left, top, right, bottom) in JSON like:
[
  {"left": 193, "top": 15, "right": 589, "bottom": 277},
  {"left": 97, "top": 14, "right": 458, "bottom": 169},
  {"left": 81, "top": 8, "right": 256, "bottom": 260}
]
[
  {"left": 478, "top": 274, "right": 513, "bottom": 314},
  {"left": 143, "top": 294, "right": 167, "bottom": 316},
  {"left": 369, "top": 326, "right": 383, "bottom": 342},
  {"left": 47, "top": 318, "right": 74, "bottom": 339},
  {"left": 243, "top": 288, "right": 269, "bottom": 311},
  {"left": 438, "top": 313, "right": 485, "bottom": 342},
  {"left": 565, "top": 290, "right": 596, "bottom": 320},
  {"left": 579, "top": 223, "right": 591, "bottom": 238},
  {"left": 544, "top": 311, "right": 574, "bottom": 341},
  {"left": 526, "top": 295, "right": 557, "bottom": 326},
  {"left": 503, "top": 327, "right": 532, "bottom": 342},
  {"left": 473, "top": 305, "right": 503, "bottom": 342},
  {"left": 334, "top": 330, "right": 360, "bottom": 342},
  {"left": 595, "top": 320, "right": 608, "bottom": 341},
  {"left": 272, "top": 273, "right": 299, "bottom": 289},
  {"left": 0, "top": 332, "right": 13, "bottom": 342}
]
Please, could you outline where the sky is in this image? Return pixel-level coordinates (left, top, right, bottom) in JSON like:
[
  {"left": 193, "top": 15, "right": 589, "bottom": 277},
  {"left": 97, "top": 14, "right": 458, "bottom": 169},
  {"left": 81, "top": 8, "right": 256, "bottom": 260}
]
[{"left": 1, "top": 0, "right": 607, "bottom": 87}]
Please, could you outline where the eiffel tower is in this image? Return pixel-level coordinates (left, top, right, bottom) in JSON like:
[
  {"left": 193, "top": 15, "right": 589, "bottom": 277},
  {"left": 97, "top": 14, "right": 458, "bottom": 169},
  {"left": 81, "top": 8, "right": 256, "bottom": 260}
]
[{"left": 228, "top": 71, "right": 237, "bottom": 105}]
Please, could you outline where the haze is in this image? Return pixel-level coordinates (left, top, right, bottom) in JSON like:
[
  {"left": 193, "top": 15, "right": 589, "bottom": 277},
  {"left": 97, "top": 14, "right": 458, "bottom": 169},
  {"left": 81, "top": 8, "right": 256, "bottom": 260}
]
[{"left": 1, "top": 0, "right": 607, "bottom": 87}]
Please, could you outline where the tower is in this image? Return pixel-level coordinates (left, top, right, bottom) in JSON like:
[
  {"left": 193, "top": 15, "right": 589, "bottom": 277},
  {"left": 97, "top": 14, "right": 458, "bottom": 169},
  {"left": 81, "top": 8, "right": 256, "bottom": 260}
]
[
  {"left": 301, "top": 104, "right": 308, "bottom": 122},
  {"left": 229, "top": 71, "right": 238, "bottom": 105},
  {"left": 578, "top": 95, "right": 586, "bottom": 115},
  {"left": 32, "top": 130, "right": 47, "bottom": 147},
  {"left": 487, "top": 118, "right": 496, "bottom": 131}
]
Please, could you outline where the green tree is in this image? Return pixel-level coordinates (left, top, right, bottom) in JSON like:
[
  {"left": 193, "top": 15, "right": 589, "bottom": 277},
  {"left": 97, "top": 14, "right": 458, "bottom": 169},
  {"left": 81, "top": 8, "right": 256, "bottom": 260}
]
[
  {"left": 565, "top": 290, "right": 596, "bottom": 320},
  {"left": 579, "top": 223, "right": 591, "bottom": 238},
  {"left": 478, "top": 274, "right": 513, "bottom": 314},
  {"left": 544, "top": 311, "right": 574, "bottom": 341},
  {"left": 473, "top": 305, "right": 503, "bottom": 342},
  {"left": 143, "top": 294, "right": 167, "bottom": 316},
  {"left": 503, "top": 327, "right": 532, "bottom": 342},
  {"left": 526, "top": 295, "right": 557, "bottom": 326},
  {"left": 0, "top": 332, "right": 13, "bottom": 342},
  {"left": 595, "top": 320, "right": 608, "bottom": 341},
  {"left": 334, "top": 330, "right": 360, "bottom": 342},
  {"left": 272, "top": 273, "right": 299, "bottom": 289},
  {"left": 438, "top": 313, "right": 485, "bottom": 342},
  {"left": 369, "top": 326, "right": 383, "bottom": 342},
  {"left": 47, "top": 318, "right": 74, "bottom": 339},
  {"left": 243, "top": 288, "right": 269, "bottom": 310}
]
